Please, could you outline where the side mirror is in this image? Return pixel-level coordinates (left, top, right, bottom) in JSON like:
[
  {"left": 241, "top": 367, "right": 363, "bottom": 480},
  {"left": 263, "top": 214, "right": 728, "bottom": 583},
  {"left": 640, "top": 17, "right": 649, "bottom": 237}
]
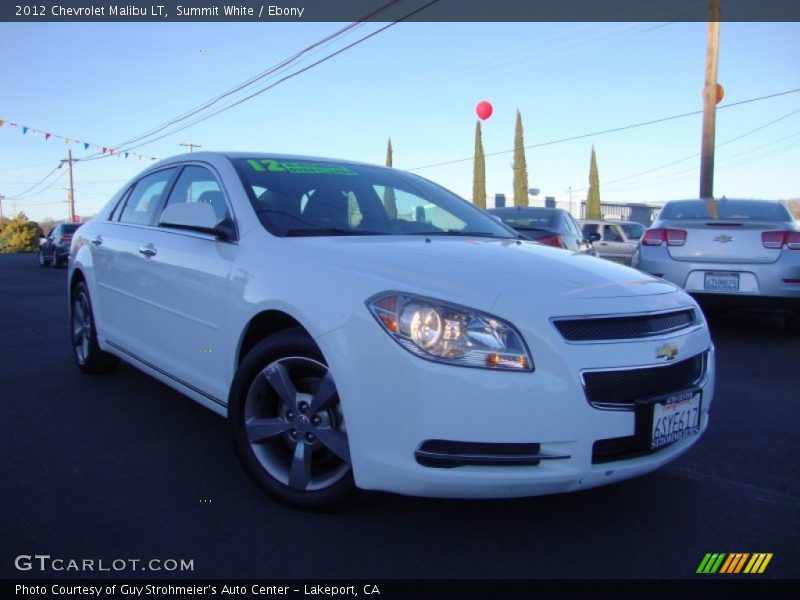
[
  {"left": 159, "top": 203, "right": 235, "bottom": 241},
  {"left": 587, "top": 232, "right": 601, "bottom": 242}
]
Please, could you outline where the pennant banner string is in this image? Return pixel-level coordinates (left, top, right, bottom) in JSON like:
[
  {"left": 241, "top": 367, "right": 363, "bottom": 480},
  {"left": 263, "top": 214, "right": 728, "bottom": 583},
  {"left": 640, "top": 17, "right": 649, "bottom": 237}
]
[{"left": 0, "top": 117, "right": 159, "bottom": 162}]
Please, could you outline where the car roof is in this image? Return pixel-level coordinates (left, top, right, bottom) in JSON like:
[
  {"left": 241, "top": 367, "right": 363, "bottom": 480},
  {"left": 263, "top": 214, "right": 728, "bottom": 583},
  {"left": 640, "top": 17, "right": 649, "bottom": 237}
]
[
  {"left": 488, "top": 206, "right": 563, "bottom": 213},
  {"left": 151, "top": 151, "right": 386, "bottom": 170},
  {"left": 579, "top": 219, "right": 640, "bottom": 224}
]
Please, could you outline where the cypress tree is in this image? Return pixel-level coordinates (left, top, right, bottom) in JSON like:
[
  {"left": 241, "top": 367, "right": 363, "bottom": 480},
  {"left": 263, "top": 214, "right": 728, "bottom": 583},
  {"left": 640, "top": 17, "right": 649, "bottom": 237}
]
[
  {"left": 513, "top": 110, "right": 529, "bottom": 207},
  {"left": 586, "top": 145, "right": 602, "bottom": 219},
  {"left": 383, "top": 137, "right": 397, "bottom": 219},
  {"left": 473, "top": 121, "right": 486, "bottom": 209}
]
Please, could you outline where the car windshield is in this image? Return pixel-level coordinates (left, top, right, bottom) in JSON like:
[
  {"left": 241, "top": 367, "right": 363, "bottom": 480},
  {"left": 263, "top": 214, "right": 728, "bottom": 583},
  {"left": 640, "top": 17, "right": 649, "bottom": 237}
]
[
  {"left": 232, "top": 157, "right": 517, "bottom": 238},
  {"left": 619, "top": 222, "right": 644, "bottom": 239},
  {"left": 488, "top": 207, "right": 559, "bottom": 230},
  {"left": 659, "top": 199, "right": 793, "bottom": 222}
]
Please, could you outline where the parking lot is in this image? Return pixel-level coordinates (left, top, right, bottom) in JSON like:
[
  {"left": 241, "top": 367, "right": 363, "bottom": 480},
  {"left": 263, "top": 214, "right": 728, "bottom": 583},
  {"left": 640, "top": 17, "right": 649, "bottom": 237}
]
[{"left": 1, "top": 251, "right": 798, "bottom": 579}]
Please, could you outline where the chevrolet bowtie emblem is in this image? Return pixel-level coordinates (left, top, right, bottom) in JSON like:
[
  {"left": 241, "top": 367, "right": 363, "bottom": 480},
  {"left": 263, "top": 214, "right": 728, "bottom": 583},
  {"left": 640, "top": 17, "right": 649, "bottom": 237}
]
[
  {"left": 714, "top": 235, "right": 733, "bottom": 243},
  {"left": 656, "top": 343, "right": 679, "bottom": 361}
]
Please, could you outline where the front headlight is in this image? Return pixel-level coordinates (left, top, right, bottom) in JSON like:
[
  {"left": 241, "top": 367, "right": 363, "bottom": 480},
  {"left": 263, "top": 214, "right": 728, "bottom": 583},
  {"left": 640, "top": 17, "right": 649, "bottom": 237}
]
[{"left": 367, "top": 292, "right": 533, "bottom": 371}]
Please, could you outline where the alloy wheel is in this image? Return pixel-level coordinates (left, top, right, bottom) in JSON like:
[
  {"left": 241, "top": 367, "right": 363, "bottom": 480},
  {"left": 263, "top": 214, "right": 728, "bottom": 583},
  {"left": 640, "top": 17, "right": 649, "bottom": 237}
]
[{"left": 243, "top": 356, "right": 350, "bottom": 492}]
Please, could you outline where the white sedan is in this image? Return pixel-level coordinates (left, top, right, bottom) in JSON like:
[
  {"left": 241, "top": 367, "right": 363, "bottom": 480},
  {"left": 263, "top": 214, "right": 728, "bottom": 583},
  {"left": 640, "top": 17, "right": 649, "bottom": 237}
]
[{"left": 68, "top": 152, "right": 715, "bottom": 508}]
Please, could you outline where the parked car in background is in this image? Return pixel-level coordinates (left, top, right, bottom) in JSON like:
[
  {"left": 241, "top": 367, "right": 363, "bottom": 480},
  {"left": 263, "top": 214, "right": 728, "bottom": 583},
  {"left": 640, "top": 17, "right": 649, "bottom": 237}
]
[
  {"left": 68, "top": 152, "right": 714, "bottom": 508},
  {"left": 489, "top": 206, "right": 597, "bottom": 256},
  {"left": 579, "top": 219, "right": 645, "bottom": 265},
  {"left": 632, "top": 198, "right": 800, "bottom": 332},
  {"left": 38, "top": 222, "right": 80, "bottom": 268}
]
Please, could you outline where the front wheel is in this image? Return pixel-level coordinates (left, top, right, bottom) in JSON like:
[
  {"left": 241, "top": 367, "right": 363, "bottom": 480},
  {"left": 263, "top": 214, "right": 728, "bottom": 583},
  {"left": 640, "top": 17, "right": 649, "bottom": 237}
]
[
  {"left": 71, "top": 281, "right": 119, "bottom": 374},
  {"left": 228, "top": 329, "right": 358, "bottom": 510}
]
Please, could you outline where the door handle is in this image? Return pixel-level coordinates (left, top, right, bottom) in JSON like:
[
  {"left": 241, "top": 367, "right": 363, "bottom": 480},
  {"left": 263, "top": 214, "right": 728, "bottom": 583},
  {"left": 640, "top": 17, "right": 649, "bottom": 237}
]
[
  {"left": 91, "top": 236, "right": 103, "bottom": 246},
  {"left": 599, "top": 242, "right": 609, "bottom": 246},
  {"left": 138, "top": 244, "right": 157, "bottom": 258}
]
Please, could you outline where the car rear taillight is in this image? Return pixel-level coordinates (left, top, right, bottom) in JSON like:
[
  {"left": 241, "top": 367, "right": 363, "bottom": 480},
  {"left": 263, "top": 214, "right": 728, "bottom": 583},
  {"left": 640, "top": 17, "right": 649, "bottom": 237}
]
[
  {"left": 59, "top": 235, "right": 72, "bottom": 244},
  {"left": 762, "top": 231, "right": 800, "bottom": 250},
  {"left": 537, "top": 235, "right": 565, "bottom": 248},
  {"left": 642, "top": 228, "right": 687, "bottom": 247}
]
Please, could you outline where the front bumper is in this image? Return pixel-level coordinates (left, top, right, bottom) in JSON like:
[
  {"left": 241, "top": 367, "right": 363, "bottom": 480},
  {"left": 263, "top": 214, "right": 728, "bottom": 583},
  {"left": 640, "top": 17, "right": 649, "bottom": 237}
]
[{"left": 316, "top": 306, "right": 714, "bottom": 499}]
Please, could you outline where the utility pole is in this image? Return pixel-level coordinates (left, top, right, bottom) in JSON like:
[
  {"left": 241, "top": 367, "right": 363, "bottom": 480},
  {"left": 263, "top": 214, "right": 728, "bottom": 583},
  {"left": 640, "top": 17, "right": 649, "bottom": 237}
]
[
  {"left": 59, "top": 149, "right": 76, "bottom": 222},
  {"left": 180, "top": 142, "right": 202, "bottom": 153},
  {"left": 699, "top": 0, "right": 721, "bottom": 217}
]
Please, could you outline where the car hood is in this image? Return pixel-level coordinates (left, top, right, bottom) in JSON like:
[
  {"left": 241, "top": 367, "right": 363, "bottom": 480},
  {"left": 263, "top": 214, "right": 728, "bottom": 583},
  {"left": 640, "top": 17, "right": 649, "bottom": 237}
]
[{"left": 291, "top": 236, "right": 680, "bottom": 313}]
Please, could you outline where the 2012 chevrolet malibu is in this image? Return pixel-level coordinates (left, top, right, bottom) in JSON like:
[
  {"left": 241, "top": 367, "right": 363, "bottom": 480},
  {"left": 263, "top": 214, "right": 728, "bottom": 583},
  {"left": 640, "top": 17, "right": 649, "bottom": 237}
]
[{"left": 68, "top": 152, "right": 715, "bottom": 508}]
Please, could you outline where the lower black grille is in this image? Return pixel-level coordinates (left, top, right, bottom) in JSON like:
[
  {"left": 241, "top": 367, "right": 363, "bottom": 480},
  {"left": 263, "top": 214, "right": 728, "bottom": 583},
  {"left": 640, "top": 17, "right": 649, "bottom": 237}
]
[
  {"left": 583, "top": 353, "right": 705, "bottom": 407},
  {"left": 554, "top": 309, "right": 697, "bottom": 341},
  {"left": 593, "top": 436, "right": 656, "bottom": 464},
  {"left": 415, "top": 441, "right": 543, "bottom": 468}
]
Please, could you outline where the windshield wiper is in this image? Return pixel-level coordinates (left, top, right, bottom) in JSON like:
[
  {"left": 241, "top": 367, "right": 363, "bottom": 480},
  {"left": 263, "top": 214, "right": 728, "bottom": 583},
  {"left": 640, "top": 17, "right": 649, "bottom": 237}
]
[{"left": 284, "top": 228, "right": 386, "bottom": 237}]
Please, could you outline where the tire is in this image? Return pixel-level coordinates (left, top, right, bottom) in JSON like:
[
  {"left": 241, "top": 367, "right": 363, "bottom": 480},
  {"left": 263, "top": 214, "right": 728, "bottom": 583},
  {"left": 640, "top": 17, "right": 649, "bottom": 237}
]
[
  {"left": 37, "top": 249, "right": 50, "bottom": 267},
  {"left": 228, "top": 328, "right": 360, "bottom": 510},
  {"left": 71, "top": 281, "right": 119, "bottom": 374},
  {"left": 51, "top": 252, "right": 62, "bottom": 268}
]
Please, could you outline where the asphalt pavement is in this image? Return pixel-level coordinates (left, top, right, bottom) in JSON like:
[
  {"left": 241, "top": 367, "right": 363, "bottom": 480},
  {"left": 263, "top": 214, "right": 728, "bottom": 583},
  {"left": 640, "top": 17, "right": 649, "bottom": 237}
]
[{"left": 1, "top": 252, "right": 798, "bottom": 579}]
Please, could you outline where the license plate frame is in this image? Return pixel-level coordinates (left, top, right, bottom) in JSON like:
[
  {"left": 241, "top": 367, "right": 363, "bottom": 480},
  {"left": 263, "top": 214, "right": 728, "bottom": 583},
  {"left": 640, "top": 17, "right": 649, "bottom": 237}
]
[
  {"left": 649, "top": 389, "right": 702, "bottom": 450},
  {"left": 704, "top": 271, "right": 740, "bottom": 292}
]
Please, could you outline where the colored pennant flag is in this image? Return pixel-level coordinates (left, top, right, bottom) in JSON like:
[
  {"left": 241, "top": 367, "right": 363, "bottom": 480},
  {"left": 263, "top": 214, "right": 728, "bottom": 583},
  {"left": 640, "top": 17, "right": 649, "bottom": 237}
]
[
  {"left": 102, "top": 147, "right": 107, "bottom": 153},
  {"left": 0, "top": 119, "right": 4, "bottom": 127},
  {"left": 84, "top": 143, "right": 90, "bottom": 150},
  {"left": 23, "top": 126, "right": 29, "bottom": 134},
  {"left": 124, "top": 152, "right": 129, "bottom": 158},
  {"left": 45, "top": 132, "right": 52, "bottom": 140}
]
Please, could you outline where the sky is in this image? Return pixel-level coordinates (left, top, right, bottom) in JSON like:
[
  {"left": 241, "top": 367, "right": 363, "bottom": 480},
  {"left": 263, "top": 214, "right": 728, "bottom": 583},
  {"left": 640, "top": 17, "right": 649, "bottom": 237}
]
[{"left": 1, "top": 18, "right": 798, "bottom": 223}]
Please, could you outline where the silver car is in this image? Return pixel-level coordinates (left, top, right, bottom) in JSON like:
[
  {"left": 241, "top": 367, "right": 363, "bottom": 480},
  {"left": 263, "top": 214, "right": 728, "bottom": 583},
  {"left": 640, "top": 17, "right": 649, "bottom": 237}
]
[
  {"left": 579, "top": 219, "right": 645, "bottom": 265},
  {"left": 632, "top": 198, "right": 800, "bottom": 332}
]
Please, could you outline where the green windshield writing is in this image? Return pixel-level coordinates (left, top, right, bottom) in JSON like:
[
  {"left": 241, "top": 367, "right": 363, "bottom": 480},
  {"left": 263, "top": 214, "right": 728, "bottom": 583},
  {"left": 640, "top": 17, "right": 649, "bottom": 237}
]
[{"left": 247, "top": 159, "right": 357, "bottom": 176}]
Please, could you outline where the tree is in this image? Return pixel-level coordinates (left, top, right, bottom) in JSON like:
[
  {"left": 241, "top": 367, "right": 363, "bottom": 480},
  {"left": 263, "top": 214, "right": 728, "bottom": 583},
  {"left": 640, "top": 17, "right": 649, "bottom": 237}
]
[
  {"left": 383, "top": 137, "right": 398, "bottom": 219},
  {"left": 472, "top": 121, "right": 486, "bottom": 209},
  {"left": 586, "top": 145, "right": 602, "bottom": 219},
  {"left": 512, "top": 110, "right": 529, "bottom": 207},
  {"left": 0, "top": 212, "right": 41, "bottom": 253}
]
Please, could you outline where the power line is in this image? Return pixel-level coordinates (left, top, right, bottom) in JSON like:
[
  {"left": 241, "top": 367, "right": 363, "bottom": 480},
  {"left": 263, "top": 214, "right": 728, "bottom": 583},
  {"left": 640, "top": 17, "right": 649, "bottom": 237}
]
[
  {"left": 81, "top": 0, "right": 442, "bottom": 161},
  {"left": 601, "top": 131, "right": 800, "bottom": 193},
  {"left": 573, "top": 106, "right": 800, "bottom": 192},
  {"left": 79, "top": 0, "right": 407, "bottom": 161},
  {"left": 123, "top": 1, "right": 442, "bottom": 155},
  {"left": 6, "top": 165, "right": 61, "bottom": 200},
  {"left": 408, "top": 87, "right": 800, "bottom": 171}
]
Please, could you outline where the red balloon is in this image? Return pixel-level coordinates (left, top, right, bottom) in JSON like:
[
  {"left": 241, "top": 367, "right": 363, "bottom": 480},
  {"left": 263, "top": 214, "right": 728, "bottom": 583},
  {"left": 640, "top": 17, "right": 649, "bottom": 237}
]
[{"left": 476, "top": 101, "right": 493, "bottom": 120}]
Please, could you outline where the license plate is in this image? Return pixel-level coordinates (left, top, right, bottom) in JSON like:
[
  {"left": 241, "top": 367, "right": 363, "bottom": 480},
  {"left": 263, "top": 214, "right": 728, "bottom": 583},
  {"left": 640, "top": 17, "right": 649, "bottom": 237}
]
[
  {"left": 651, "top": 390, "right": 701, "bottom": 449},
  {"left": 704, "top": 272, "right": 739, "bottom": 292}
]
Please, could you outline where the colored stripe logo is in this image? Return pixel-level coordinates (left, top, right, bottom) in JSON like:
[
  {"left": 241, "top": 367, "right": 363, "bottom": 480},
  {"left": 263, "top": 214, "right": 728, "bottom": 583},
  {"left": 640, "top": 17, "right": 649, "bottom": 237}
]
[{"left": 697, "top": 553, "right": 773, "bottom": 574}]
